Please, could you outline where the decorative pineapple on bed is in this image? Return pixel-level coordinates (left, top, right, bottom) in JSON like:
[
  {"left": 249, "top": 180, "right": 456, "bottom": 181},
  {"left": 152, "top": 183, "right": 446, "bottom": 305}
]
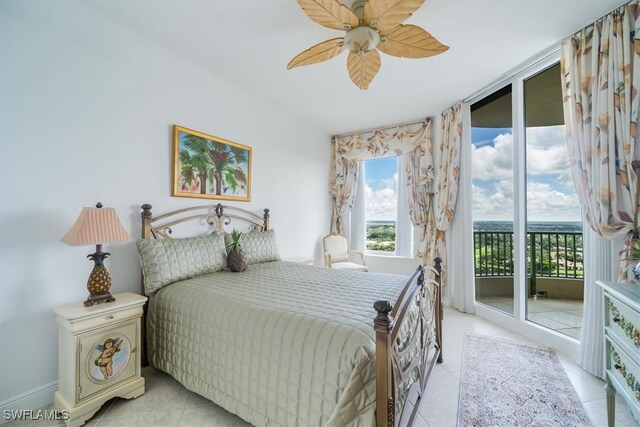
[{"left": 227, "top": 229, "right": 248, "bottom": 272}]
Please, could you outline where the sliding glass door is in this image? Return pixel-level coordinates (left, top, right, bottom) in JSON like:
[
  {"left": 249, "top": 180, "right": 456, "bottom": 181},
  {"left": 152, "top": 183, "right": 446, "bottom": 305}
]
[
  {"left": 523, "top": 64, "right": 584, "bottom": 339},
  {"left": 471, "top": 61, "right": 584, "bottom": 340},
  {"left": 471, "top": 86, "right": 514, "bottom": 316}
]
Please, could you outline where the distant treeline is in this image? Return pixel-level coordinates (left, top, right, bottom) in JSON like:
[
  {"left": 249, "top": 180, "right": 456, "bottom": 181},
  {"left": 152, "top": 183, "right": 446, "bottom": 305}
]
[{"left": 474, "top": 221, "right": 582, "bottom": 233}]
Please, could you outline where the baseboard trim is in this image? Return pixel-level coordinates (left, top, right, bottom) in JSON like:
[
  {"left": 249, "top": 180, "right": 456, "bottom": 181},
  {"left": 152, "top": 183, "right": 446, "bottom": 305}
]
[{"left": 0, "top": 381, "right": 57, "bottom": 425}]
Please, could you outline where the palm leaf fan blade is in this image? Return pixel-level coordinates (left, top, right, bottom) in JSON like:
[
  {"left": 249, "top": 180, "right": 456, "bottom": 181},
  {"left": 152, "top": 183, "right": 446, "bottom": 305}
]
[
  {"left": 377, "top": 25, "right": 448, "bottom": 58},
  {"left": 347, "top": 50, "right": 381, "bottom": 90},
  {"left": 288, "top": 38, "right": 345, "bottom": 69},
  {"left": 296, "top": 0, "right": 359, "bottom": 31},
  {"left": 364, "top": 0, "right": 425, "bottom": 33}
]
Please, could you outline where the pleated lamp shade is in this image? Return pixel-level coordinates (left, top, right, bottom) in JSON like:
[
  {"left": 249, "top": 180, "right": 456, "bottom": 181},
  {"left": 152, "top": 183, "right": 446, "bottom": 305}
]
[{"left": 62, "top": 205, "right": 132, "bottom": 246}]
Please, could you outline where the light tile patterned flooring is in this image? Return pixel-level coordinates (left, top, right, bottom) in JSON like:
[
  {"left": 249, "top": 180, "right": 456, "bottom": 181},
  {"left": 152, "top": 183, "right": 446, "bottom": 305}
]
[
  {"left": 6, "top": 307, "right": 636, "bottom": 426},
  {"left": 477, "top": 296, "right": 584, "bottom": 339}
]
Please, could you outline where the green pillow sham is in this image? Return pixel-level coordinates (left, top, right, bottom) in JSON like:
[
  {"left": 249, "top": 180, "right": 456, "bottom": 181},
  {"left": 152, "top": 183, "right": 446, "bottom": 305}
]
[
  {"left": 136, "top": 234, "right": 226, "bottom": 295},
  {"left": 224, "top": 229, "right": 281, "bottom": 265}
]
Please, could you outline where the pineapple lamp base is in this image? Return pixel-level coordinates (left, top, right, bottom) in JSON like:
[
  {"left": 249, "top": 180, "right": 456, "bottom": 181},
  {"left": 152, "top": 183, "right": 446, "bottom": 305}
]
[
  {"left": 84, "top": 246, "right": 116, "bottom": 307},
  {"left": 84, "top": 291, "right": 116, "bottom": 307}
]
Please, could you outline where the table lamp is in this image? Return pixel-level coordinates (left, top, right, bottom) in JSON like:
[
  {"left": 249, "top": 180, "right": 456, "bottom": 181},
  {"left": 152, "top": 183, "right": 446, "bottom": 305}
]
[{"left": 62, "top": 202, "right": 132, "bottom": 306}]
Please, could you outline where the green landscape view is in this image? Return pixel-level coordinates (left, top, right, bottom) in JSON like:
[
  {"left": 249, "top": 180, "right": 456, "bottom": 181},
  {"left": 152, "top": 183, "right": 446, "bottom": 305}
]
[
  {"left": 366, "top": 221, "right": 396, "bottom": 252},
  {"left": 366, "top": 220, "right": 584, "bottom": 279},
  {"left": 475, "top": 221, "right": 583, "bottom": 278}
]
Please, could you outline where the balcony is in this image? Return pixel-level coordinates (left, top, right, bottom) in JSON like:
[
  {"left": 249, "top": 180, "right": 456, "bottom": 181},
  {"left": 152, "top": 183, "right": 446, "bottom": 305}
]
[{"left": 474, "top": 230, "right": 584, "bottom": 339}]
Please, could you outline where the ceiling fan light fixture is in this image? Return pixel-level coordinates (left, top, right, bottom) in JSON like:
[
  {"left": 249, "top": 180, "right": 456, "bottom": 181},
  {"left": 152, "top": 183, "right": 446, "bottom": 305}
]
[{"left": 343, "top": 26, "right": 380, "bottom": 55}]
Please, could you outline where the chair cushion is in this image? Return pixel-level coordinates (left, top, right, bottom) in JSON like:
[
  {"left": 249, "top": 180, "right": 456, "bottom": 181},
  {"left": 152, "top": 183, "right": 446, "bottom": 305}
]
[{"left": 331, "top": 262, "right": 369, "bottom": 272}]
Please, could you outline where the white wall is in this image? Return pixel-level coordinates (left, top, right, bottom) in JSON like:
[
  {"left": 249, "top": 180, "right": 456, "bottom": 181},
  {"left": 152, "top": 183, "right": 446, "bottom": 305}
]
[
  {"left": 364, "top": 255, "right": 421, "bottom": 276},
  {"left": 0, "top": 0, "right": 331, "bottom": 408}
]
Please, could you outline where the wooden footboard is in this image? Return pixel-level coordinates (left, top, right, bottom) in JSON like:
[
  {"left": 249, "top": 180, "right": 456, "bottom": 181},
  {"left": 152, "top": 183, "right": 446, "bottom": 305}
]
[{"left": 374, "top": 258, "right": 443, "bottom": 427}]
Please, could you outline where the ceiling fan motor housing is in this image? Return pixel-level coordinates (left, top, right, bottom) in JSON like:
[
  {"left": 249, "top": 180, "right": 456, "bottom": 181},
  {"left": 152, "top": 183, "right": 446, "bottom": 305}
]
[
  {"left": 350, "top": 0, "right": 366, "bottom": 20},
  {"left": 344, "top": 26, "right": 380, "bottom": 56}
]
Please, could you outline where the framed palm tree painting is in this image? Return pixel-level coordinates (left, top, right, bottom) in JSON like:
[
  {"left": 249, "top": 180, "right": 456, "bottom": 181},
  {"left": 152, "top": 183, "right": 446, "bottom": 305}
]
[{"left": 173, "top": 125, "right": 252, "bottom": 201}]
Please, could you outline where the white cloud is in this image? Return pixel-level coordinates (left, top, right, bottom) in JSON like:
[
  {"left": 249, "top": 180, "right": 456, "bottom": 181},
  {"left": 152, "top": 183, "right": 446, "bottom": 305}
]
[
  {"left": 472, "top": 133, "right": 513, "bottom": 180},
  {"left": 472, "top": 182, "right": 514, "bottom": 221},
  {"left": 473, "top": 180, "right": 581, "bottom": 222},
  {"left": 472, "top": 125, "right": 570, "bottom": 181},
  {"left": 364, "top": 185, "right": 397, "bottom": 220},
  {"left": 471, "top": 125, "right": 581, "bottom": 221},
  {"left": 526, "top": 126, "right": 570, "bottom": 174},
  {"left": 526, "top": 182, "right": 581, "bottom": 221}
]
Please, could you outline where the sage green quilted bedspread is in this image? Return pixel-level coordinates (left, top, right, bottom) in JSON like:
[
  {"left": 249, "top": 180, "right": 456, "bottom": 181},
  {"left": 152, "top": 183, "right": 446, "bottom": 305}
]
[{"left": 147, "top": 261, "right": 414, "bottom": 427}]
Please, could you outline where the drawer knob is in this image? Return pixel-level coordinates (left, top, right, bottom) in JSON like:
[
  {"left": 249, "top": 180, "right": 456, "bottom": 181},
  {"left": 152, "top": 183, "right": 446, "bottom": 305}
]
[{"left": 106, "top": 314, "right": 115, "bottom": 320}]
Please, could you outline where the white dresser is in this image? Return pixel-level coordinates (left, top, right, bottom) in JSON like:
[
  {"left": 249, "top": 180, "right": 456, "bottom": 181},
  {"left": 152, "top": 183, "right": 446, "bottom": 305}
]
[{"left": 599, "top": 281, "right": 640, "bottom": 427}]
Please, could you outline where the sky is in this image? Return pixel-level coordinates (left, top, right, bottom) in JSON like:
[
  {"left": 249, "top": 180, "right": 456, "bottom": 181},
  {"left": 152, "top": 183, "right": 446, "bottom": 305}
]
[
  {"left": 364, "top": 156, "right": 398, "bottom": 221},
  {"left": 472, "top": 125, "right": 581, "bottom": 222},
  {"left": 360, "top": 125, "right": 582, "bottom": 223}
]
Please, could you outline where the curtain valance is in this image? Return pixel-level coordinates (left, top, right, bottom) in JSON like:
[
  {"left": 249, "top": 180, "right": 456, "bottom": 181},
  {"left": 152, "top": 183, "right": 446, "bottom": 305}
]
[{"left": 329, "top": 121, "right": 435, "bottom": 260}]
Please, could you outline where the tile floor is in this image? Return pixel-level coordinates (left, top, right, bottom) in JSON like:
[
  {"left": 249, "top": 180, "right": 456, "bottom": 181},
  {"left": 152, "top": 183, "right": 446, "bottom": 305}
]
[
  {"left": 477, "top": 296, "right": 584, "bottom": 339},
  {"left": 6, "top": 307, "right": 636, "bottom": 427}
]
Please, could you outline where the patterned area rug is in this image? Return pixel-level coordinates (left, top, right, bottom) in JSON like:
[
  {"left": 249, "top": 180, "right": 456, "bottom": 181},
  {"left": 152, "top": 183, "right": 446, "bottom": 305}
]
[{"left": 457, "top": 335, "right": 593, "bottom": 427}]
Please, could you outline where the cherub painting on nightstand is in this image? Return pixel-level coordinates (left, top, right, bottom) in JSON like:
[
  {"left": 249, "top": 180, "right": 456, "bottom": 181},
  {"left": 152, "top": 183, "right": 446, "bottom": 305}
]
[{"left": 94, "top": 337, "right": 122, "bottom": 380}]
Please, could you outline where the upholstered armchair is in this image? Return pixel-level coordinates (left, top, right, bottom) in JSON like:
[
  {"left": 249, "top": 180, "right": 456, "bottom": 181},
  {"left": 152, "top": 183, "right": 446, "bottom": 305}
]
[{"left": 322, "top": 234, "right": 368, "bottom": 272}]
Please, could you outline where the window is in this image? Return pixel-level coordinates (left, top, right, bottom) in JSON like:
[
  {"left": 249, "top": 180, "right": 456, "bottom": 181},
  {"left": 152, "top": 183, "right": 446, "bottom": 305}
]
[
  {"left": 364, "top": 157, "right": 398, "bottom": 252},
  {"left": 356, "top": 157, "right": 413, "bottom": 256}
]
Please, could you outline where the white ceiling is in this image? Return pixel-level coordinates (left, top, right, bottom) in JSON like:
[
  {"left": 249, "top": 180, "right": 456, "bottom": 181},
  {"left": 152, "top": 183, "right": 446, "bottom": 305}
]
[{"left": 83, "top": 0, "right": 624, "bottom": 135}]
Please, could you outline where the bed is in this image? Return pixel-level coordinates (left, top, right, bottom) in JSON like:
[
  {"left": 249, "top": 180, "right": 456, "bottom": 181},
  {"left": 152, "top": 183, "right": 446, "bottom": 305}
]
[{"left": 138, "top": 203, "right": 442, "bottom": 427}]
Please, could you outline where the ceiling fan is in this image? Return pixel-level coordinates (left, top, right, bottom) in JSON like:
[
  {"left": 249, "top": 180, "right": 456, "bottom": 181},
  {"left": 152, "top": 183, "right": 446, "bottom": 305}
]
[{"left": 287, "top": 0, "right": 448, "bottom": 90}]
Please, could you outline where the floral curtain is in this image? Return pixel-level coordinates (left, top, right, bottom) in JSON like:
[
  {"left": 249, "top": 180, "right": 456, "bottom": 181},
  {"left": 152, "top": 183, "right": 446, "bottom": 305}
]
[
  {"left": 429, "top": 103, "right": 463, "bottom": 274},
  {"left": 561, "top": 1, "right": 640, "bottom": 281},
  {"left": 329, "top": 122, "right": 434, "bottom": 256},
  {"left": 329, "top": 141, "right": 360, "bottom": 234},
  {"left": 403, "top": 120, "right": 435, "bottom": 258},
  {"left": 561, "top": 0, "right": 640, "bottom": 377}
]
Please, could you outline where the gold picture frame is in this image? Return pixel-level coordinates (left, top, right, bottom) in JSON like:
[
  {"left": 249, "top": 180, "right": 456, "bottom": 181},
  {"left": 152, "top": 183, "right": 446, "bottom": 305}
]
[{"left": 172, "top": 125, "right": 252, "bottom": 202}]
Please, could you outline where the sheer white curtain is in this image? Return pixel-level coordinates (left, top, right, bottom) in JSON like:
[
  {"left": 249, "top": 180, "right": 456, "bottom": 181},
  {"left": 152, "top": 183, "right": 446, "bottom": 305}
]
[
  {"left": 349, "top": 162, "right": 367, "bottom": 252},
  {"left": 446, "top": 104, "right": 475, "bottom": 312},
  {"left": 579, "top": 223, "right": 615, "bottom": 377},
  {"left": 396, "top": 157, "right": 413, "bottom": 257}
]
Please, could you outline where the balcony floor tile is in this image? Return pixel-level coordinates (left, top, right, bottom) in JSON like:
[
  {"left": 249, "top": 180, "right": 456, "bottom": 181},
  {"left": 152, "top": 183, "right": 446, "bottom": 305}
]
[{"left": 477, "top": 294, "right": 584, "bottom": 338}]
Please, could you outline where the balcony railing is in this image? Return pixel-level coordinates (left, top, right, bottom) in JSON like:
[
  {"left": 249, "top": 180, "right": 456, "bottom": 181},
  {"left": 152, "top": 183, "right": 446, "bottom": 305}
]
[{"left": 474, "top": 231, "right": 584, "bottom": 282}]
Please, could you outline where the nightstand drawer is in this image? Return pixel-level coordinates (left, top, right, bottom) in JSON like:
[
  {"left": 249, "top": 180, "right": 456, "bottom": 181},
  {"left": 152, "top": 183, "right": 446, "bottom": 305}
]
[
  {"left": 57, "top": 305, "right": 144, "bottom": 334},
  {"left": 77, "top": 320, "right": 138, "bottom": 402},
  {"left": 606, "top": 292, "right": 640, "bottom": 356}
]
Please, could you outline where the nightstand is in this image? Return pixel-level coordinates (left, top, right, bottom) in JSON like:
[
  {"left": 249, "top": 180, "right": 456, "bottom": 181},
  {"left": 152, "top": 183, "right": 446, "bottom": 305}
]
[
  {"left": 283, "top": 256, "right": 315, "bottom": 265},
  {"left": 52, "top": 292, "right": 147, "bottom": 427}
]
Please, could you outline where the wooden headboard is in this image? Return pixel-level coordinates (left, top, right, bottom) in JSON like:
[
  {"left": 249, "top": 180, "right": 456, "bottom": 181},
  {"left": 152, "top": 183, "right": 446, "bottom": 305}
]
[{"left": 140, "top": 203, "right": 270, "bottom": 240}]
